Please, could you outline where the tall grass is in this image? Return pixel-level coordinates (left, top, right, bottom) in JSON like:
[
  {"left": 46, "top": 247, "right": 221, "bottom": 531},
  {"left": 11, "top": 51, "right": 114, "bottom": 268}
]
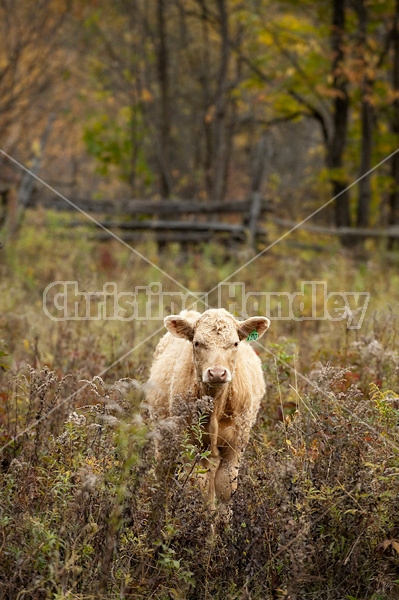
[{"left": 1, "top": 215, "right": 399, "bottom": 598}]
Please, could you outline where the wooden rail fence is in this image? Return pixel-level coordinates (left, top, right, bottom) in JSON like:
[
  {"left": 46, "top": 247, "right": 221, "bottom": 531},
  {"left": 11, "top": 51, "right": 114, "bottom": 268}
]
[
  {"left": 2, "top": 126, "right": 399, "bottom": 245},
  {"left": 27, "top": 195, "right": 273, "bottom": 245},
  {"left": 2, "top": 185, "right": 399, "bottom": 246}
]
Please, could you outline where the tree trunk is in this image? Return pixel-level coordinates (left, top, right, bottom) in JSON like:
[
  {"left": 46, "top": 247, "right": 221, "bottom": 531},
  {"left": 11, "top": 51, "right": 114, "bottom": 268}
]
[
  {"left": 156, "top": 0, "right": 172, "bottom": 197},
  {"left": 199, "top": 0, "right": 213, "bottom": 197},
  {"left": 357, "top": 91, "right": 373, "bottom": 227},
  {"left": 389, "top": 0, "right": 399, "bottom": 248},
  {"left": 356, "top": 0, "right": 373, "bottom": 229},
  {"left": 1, "top": 115, "right": 54, "bottom": 240},
  {"left": 220, "top": 48, "right": 243, "bottom": 200},
  {"left": 212, "top": 0, "right": 230, "bottom": 202},
  {"left": 328, "top": 0, "right": 352, "bottom": 234}
]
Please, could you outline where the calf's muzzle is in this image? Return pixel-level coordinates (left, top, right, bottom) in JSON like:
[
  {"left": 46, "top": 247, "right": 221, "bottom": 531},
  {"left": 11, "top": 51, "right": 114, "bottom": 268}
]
[{"left": 204, "top": 366, "right": 231, "bottom": 385}]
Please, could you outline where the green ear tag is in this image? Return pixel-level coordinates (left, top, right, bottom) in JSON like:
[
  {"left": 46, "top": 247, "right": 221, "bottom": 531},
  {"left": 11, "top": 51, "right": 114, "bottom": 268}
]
[{"left": 247, "top": 330, "right": 259, "bottom": 341}]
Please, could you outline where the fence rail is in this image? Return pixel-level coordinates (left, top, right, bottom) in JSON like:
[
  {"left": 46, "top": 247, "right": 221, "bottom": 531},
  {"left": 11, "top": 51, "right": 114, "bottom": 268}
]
[
  {"left": 27, "top": 194, "right": 271, "bottom": 245},
  {"left": 271, "top": 217, "right": 399, "bottom": 239},
  {"left": 68, "top": 219, "right": 267, "bottom": 234},
  {"left": 28, "top": 196, "right": 274, "bottom": 216},
  {"left": 3, "top": 184, "right": 399, "bottom": 245}
]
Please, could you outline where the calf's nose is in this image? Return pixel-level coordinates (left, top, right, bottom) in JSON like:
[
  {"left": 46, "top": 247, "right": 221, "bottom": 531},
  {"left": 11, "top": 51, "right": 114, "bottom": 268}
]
[{"left": 207, "top": 367, "right": 228, "bottom": 384}]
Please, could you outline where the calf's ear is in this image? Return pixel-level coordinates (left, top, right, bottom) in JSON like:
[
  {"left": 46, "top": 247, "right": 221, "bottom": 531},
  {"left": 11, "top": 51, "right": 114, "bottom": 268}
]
[
  {"left": 164, "top": 315, "right": 195, "bottom": 341},
  {"left": 237, "top": 316, "right": 270, "bottom": 341}
]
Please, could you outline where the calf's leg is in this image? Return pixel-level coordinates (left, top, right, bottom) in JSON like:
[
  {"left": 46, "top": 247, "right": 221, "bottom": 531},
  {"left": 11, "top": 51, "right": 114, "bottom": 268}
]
[
  {"left": 214, "top": 446, "right": 240, "bottom": 502},
  {"left": 206, "top": 414, "right": 220, "bottom": 508}
]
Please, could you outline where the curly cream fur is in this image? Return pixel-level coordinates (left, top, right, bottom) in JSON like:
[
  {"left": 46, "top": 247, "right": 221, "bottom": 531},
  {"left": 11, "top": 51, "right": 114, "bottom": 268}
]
[{"left": 146, "top": 308, "right": 268, "bottom": 506}]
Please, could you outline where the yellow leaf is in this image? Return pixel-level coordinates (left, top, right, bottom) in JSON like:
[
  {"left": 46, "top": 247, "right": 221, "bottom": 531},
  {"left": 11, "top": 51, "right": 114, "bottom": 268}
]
[
  {"left": 31, "top": 139, "right": 41, "bottom": 157},
  {"left": 259, "top": 30, "right": 274, "bottom": 46},
  {"left": 23, "top": 339, "right": 29, "bottom": 349},
  {"left": 141, "top": 88, "right": 154, "bottom": 103}
]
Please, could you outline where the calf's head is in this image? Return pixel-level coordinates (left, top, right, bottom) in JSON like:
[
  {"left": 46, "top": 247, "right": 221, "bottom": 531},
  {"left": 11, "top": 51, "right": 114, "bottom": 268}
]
[{"left": 164, "top": 309, "right": 270, "bottom": 387}]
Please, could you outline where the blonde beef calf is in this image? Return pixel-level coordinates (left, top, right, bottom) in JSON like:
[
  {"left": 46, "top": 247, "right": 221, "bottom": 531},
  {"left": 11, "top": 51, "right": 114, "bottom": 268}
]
[{"left": 146, "top": 308, "right": 270, "bottom": 506}]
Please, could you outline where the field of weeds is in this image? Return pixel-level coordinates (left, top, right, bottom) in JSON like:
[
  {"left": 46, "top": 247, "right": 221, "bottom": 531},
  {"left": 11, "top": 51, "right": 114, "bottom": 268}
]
[{"left": 1, "top": 216, "right": 399, "bottom": 599}]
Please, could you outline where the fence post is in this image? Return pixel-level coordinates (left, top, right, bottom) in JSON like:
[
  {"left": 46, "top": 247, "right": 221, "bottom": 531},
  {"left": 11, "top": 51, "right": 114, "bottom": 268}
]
[{"left": 248, "top": 134, "right": 272, "bottom": 249}]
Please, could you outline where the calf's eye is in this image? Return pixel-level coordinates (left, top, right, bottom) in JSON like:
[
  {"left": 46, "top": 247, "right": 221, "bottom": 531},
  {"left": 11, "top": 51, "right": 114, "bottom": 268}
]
[
  {"left": 234, "top": 342, "right": 239, "bottom": 347},
  {"left": 194, "top": 341, "right": 199, "bottom": 348}
]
